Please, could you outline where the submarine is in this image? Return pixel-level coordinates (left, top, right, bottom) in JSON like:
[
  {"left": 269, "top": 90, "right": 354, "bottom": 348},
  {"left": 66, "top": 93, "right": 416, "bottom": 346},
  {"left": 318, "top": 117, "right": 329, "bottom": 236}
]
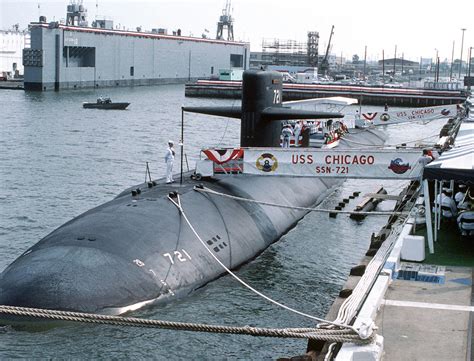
[{"left": 0, "top": 70, "right": 386, "bottom": 316}]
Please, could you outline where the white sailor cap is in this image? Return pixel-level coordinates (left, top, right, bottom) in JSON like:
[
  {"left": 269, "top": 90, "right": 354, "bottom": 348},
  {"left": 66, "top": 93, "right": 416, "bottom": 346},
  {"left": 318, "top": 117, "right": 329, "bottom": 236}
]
[{"left": 168, "top": 140, "right": 174, "bottom": 144}]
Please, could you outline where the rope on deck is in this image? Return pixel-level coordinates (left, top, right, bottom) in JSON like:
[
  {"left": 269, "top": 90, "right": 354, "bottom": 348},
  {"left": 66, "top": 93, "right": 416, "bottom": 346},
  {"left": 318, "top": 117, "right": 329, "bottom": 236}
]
[
  {"left": 193, "top": 186, "right": 408, "bottom": 217},
  {"left": 165, "top": 192, "right": 378, "bottom": 344},
  {"left": 166, "top": 192, "right": 359, "bottom": 331},
  {"left": 0, "top": 305, "right": 374, "bottom": 344}
]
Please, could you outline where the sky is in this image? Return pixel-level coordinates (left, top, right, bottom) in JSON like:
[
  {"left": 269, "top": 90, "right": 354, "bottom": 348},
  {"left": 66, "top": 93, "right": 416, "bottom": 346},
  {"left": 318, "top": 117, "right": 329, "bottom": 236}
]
[{"left": 1, "top": 0, "right": 473, "bottom": 62}]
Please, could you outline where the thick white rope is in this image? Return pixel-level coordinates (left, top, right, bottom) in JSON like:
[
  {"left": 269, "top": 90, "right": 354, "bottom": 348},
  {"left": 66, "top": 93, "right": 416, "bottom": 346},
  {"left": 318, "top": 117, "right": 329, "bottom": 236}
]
[
  {"left": 194, "top": 186, "right": 408, "bottom": 217},
  {"left": 167, "top": 193, "right": 361, "bottom": 335},
  {"left": 0, "top": 305, "right": 372, "bottom": 343}
]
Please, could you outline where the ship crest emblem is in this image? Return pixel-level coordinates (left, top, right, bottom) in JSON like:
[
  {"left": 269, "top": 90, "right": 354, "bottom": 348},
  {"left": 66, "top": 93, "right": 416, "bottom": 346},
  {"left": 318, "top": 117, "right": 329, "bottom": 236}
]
[
  {"left": 388, "top": 158, "right": 411, "bottom": 174},
  {"left": 380, "top": 113, "right": 390, "bottom": 121},
  {"left": 256, "top": 153, "right": 278, "bottom": 172}
]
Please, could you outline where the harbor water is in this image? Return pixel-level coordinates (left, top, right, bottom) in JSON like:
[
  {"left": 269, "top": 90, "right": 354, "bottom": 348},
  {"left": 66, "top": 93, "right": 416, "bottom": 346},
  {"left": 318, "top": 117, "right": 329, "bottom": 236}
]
[{"left": 0, "top": 85, "right": 447, "bottom": 359}]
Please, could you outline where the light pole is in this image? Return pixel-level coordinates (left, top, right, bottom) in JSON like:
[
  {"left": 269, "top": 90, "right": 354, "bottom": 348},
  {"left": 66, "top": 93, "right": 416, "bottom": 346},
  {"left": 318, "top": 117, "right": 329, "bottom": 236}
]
[
  {"left": 401, "top": 52, "right": 404, "bottom": 75},
  {"left": 363, "top": 45, "right": 367, "bottom": 79},
  {"left": 382, "top": 49, "right": 385, "bottom": 85},
  {"left": 434, "top": 48, "right": 439, "bottom": 83},
  {"left": 393, "top": 44, "right": 397, "bottom": 77},
  {"left": 467, "top": 46, "right": 472, "bottom": 76},
  {"left": 450, "top": 40, "right": 455, "bottom": 81},
  {"left": 459, "top": 28, "right": 466, "bottom": 78},
  {"left": 469, "top": 47, "right": 472, "bottom": 78}
]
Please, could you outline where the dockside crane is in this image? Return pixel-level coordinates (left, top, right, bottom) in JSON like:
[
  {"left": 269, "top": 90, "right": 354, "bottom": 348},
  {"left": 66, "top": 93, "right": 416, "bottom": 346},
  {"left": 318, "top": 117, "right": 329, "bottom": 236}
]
[
  {"left": 319, "top": 25, "right": 334, "bottom": 75},
  {"left": 216, "top": 0, "right": 234, "bottom": 41}
]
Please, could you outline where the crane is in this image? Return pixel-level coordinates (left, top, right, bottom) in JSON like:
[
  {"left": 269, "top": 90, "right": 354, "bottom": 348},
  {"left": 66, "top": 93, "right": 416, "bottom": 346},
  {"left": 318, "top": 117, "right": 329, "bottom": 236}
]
[
  {"left": 319, "top": 25, "right": 334, "bottom": 76},
  {"left": 216, "top": 0, "right": 234, "bottom": 41}
]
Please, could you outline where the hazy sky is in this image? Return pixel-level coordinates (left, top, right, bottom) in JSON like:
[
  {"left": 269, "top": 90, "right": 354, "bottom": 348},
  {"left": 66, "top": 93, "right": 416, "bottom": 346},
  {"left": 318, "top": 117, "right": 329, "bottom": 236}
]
[{"left": 1, "top": 0, "right": 473, "bottom": 62}]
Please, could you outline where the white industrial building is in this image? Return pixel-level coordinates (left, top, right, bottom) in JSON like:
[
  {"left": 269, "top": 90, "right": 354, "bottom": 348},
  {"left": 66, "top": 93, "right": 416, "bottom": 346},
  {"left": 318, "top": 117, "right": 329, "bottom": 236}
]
[
  {"left": 23, "top": 22, "right": 249, "bottom": 91},
  {"left": 0, "top": 29, "right": 30, "bottom": 78}
]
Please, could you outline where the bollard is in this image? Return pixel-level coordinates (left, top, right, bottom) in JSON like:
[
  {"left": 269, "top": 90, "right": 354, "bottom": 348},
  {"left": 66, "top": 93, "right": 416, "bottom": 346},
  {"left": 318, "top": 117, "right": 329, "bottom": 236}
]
[
  {"left": 339, "top": 288, "right": 353, "bottom": 298},
  {"left": 350, "top": 264, "right": 366, "bottom": 276}
]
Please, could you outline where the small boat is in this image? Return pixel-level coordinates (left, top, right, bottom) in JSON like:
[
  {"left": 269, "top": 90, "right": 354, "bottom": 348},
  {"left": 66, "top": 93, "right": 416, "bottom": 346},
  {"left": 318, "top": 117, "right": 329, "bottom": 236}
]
[{"left": 83, "top": 97, "right": 130, "bottom": 110}]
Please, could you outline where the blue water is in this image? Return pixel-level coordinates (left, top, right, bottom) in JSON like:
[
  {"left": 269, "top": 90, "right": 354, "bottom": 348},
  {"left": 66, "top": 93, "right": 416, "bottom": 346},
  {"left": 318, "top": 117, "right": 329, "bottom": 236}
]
[{"left": 0, "top": 85, "right": 446, "bottom": 359}]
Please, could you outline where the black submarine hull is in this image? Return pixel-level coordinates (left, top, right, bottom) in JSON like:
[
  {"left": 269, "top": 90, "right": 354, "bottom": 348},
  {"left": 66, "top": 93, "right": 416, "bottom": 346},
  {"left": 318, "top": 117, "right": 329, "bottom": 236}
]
[{"left": 0, "top": 128, "right": 385, "bottom": 315}]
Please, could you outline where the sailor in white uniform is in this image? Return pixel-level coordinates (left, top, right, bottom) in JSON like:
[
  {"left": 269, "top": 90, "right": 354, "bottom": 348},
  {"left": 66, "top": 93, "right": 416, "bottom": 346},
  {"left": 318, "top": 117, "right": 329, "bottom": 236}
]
[
  {"left": 458, "top": 207, "right": 474, "bottom": 236},
  {"left": 165, "top": 140, "right": 175, "bottom": 184},
  {"left": 293, "top": 121, "right": 302, "bottom": 147},
  {"left": 434, "top": 189, "right": 458, "bottom": 219},
  {"left": 281, "top": 125, "right": 293, "bottom": 148},
  {"left": 455, "top": 184, "right": 467, "bottom": 205}
]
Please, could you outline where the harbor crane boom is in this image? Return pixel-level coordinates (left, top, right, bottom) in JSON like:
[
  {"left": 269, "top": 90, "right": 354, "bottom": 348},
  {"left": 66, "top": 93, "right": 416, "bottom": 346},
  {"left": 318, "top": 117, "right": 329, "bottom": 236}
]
[
  {"left": 320, "top": 25, "right": 334, "bottom": 75},
  {"left": 216, "top": 0, "right": 234, "bottom": 41}
]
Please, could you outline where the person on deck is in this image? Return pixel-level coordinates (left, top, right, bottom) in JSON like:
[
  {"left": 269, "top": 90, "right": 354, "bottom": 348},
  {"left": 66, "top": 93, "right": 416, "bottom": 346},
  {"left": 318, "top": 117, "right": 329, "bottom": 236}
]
[
  {"left": 456, "top": 185, "right": 470, "bottom": 210},
  {"left": 354, "top": 110, "right": 364, "bottom": 128},
  {"left": 355, "top": 110, "right": 360, "bottom": 121},
  {"left": 434, "top": 188, "right": 458, "bottom": 220},
  {"left": 418, "top": 149, "right": 434, "bottom": 167},
  {"left": 455, "top": 184, "right": 467, "bottom": 203},
  {"left": 281, "top": 125, "right": 293, "bottom": 148},
  {"left": 457, "top": 204, "right": 474, "bottom": 236},
  {"left": 165, "top": 140, "right": 175, "bottom": 184},
  {"left": 293, "top": 121, "right": 302, "bottom": 147}
]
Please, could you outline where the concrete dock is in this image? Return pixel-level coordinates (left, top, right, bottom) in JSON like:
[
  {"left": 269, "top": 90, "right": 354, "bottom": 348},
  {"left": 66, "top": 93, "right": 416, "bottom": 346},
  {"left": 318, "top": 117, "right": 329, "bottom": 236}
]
[
  {"left": 311, "top": 204, "right": 474, "bottom": 361},
  {"left": 185, "top": 80, "right": 468, "bottom": 106},
  {"left": 0, "top": 81, "right": 24, "bottom": 90},
  {"left": 377, "top": 266, "right": 472, "bottom": 360}
]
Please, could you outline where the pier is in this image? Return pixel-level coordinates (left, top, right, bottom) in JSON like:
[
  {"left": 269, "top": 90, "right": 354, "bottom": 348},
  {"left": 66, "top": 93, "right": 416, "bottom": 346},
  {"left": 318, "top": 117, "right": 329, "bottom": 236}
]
[
  {"left": 0, "top": 81, "right": 24, "bottom": 90},
  {"left": 285, "top": 114, "right": 474, "bottom": 361},
  {"left": 185, "top": 80, "right": 468, "bottom": 106}
]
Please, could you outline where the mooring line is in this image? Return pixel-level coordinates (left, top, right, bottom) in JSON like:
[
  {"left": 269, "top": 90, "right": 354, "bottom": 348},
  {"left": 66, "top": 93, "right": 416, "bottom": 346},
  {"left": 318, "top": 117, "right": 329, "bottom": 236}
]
[
  {"left": 167, "top": 192, "right": 367, "bottom": 337},
  {"left": 194, "top": 186, "right": 408, "bottom": 217},
  {"left": 0, "top": 305, "right": 372, "bottom": 344}
]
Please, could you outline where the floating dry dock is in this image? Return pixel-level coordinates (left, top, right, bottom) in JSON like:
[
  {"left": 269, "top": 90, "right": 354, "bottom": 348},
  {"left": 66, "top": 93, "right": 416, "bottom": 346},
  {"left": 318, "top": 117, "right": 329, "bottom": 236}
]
[
  {"left": 23, "top": 23, "right": 249, "bottom": 91},
  {"left": 185, "top": 80, "right": 467, "bottom": 106}
]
